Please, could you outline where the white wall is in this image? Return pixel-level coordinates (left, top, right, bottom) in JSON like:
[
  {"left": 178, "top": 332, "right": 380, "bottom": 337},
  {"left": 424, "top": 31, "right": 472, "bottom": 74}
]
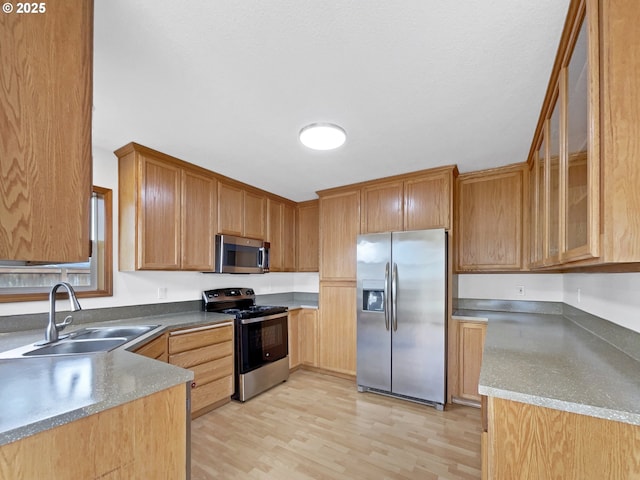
[
  {"left": 457, "top": 274, "right": 563, "bottom": 302},
  {"left": 0, "top": 147, "right": 319, "bottom": 317},
  {"left": 563, "top": 273, "right": 640, "bottom": 332},
  {"left": 458, "top": 272, "right": 640, "bottom": 333}
]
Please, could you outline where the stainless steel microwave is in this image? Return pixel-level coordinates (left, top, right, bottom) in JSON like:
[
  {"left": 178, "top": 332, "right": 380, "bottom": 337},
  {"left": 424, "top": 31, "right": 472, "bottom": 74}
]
[{"left": 213, "top": 234, "right": 270, "bottom": 274}]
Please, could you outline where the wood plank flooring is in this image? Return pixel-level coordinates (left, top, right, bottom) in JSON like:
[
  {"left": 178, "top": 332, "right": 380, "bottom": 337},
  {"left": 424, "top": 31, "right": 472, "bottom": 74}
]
[{"left": 191, "top": 370, "right": 481, "bottom": 479}]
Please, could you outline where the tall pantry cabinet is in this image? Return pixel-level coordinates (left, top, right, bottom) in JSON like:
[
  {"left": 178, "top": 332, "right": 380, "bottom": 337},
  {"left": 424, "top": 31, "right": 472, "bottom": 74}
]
[{"left": 0, "top": 1, "right": 93, "bottom": 263}]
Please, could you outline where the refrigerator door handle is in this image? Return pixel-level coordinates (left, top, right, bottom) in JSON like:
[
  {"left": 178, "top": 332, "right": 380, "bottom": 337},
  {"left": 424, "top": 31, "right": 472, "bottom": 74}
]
[
  {"left": 384, "top": 262, "right": 390, "bottom": 331},
  {"left": 392, "top": 262, "right": 398, "bottom": 331}
]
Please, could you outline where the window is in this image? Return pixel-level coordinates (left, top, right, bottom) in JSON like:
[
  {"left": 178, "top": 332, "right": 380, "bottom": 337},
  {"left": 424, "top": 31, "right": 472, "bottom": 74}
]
[{"left": 0, "top": 186, "right": 113, "bottom": 302}]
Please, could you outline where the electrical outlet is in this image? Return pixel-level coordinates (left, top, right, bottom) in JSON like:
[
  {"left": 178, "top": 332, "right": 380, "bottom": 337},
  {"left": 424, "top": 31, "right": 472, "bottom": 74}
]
[
  {"left": 577, "top": 288, "right": 581, "bottom": 303},
  {"left": 157, "top": 287, "right": 167, "bottom": 299},
  {"left": 516, "top": 285, "right": 525, "bottom": 296}
]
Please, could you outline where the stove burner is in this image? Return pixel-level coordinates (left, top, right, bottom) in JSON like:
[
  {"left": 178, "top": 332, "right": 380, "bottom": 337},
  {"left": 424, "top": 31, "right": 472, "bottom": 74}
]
[{"left": 203, "top": 288, "right": 287, "bottom": 319}]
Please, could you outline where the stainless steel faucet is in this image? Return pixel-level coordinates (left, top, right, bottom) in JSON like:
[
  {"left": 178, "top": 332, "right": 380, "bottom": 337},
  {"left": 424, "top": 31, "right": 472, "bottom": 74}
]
[{"left": 43, "top": 282, "right": 82, "bottom": 344}]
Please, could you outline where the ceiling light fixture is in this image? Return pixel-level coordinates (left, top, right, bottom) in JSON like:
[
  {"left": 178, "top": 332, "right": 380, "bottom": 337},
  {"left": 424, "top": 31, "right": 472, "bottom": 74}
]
[{"left": 299, "top": 123, "right": 346, "bottom": 150}]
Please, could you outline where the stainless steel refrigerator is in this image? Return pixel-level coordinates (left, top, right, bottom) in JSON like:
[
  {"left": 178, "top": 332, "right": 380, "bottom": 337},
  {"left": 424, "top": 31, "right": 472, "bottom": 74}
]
[{"left": 356, "top": 228, "right": 446, "bottom": 410}]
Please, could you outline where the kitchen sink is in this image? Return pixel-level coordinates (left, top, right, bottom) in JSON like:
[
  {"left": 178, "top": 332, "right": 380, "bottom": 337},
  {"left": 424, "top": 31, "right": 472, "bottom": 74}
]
[
  {"left": 22, "top": 338, "right": 127, "bottom": 356},
  {"left": 0, "top": 324, "right": 161, "bottom": 359},
  {"left": 70, "top": 325, "right": 159, "bottom": 341}
]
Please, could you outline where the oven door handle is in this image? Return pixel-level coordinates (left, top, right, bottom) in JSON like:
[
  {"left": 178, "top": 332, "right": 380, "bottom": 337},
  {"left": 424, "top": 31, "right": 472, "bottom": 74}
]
[{"left": 239, "top": 313, "right": 288, "bottom": 325}]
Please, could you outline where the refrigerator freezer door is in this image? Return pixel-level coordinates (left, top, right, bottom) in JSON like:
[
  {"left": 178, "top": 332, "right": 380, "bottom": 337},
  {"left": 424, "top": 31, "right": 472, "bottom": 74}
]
[
  {"left": 391, "top": 229, "right": 446, "bottom": 404},
  {"left": 356, "top": 233, "right": 392, "bottom": 391}
]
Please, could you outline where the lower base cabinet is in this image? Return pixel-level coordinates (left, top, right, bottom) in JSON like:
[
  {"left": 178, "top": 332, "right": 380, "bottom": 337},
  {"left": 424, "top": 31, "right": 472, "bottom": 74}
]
[
  {"left": 288, "top": 308, "right": 319, "bottom": 370},
  {"left": 168, "top": 322, "right": 234, "bottom": 418},
  {"left": 451, "top": 319, "right": 487, "bottom": 406},
  {"left": 0, "top": 383, "right": 188, "bottom": 479},
  {"left": 486, "top": 396, "right": 640, "bottom": 479}
]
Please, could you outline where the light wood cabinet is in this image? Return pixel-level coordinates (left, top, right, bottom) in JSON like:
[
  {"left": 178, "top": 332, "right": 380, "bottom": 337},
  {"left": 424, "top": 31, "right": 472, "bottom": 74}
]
[
  {"left": 218, "top": 183, "right": 244, "bottom": 236},
  {"left": 318, "top": 189, "right": 360, "bottom": 281},
  {"left": 456, "top": 165, "right": 526, "bottom": 272},
  {"left": 182, "top": 170, "right": 216, "bottom": 270},
  {"left": 218, "top": 182, "right": 267, "bottom": 240},
  {"left": 243, "top": 190, "right": 267, "bottom": 240},
  {"left": 455, "top": 321, "right": 486, "bottom": 404},
  {"left": 0, "top": 1, "right": 93, "bottom": 263},
  {"left": 361, "top": 181, "right": 404, "bottom": 233},
  {"left": 168, "top": 322, "right": 234, "bottom": 418},
  {"left": 0, "top": 383, "right": 188, "bottom": 479},
  {"left": 360, "top": 167, "right": 456, "bottom": 234},
  {"left": 288, "top": 308, "right": 319, "bottom": 369},
  {"left": 404, "top": 169, "right": 455, "bottom": 231},
  {"left": 299, "top": 308, "right": 319, "bottom": 367},
  {"left": 318, "top": 283, "right": 356, "bottom": 376},
  {"left": 296, "top": 200, "right": 319, "bottom": 272},
  {"left": 267, "top": 198, "right": 296, "bottom": 271},
  {"left": 117, "top": 143, "right": 216, "bottom": 271},
  {"left": 487, "top": 396, "right": 640, "bottom": 479},
  {"left": 288, "top": 309, "right": 301, "bottom": 369},
  {"left": 134, "top": 333, "right": 168, "bottom": 362},
  {"left": 528, "top": 0, "right": 640, "bottom": 269}
]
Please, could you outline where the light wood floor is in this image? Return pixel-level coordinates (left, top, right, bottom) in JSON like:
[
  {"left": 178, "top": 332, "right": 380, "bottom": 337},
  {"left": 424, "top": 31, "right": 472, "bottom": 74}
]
[{"left": 191, "top": 370, "right": 481, "bottom": 479}]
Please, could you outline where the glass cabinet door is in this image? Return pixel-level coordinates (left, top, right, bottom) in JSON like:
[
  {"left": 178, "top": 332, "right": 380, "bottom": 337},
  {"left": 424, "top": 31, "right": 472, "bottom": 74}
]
[
  {"left": 547, "top": 94, "right": 561, "bottom": 262},
  {"left": 563, "top": 12, "right": 599, "bottom": 261},
  {"left": 531, "top": 138, "right": 545, "bottom": 266}
]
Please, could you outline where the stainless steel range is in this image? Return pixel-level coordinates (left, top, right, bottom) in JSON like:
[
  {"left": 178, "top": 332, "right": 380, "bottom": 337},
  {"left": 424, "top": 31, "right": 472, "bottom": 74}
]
[{"left": 202, "top": 288, "right": 289, "bottom": 402}]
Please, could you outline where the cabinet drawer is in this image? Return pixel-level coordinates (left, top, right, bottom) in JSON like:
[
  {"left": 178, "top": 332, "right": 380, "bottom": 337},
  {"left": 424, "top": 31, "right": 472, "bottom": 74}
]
[
  {"left": 169, "top": 341, "right": 233, "bottom": 369},
  {"left": 169, "top": 323, "right": 233, "bottom": 354},
  {"left": 191, "top": 375, "right": 233, "bottom": 413},
  {"left": 191, "top": 355, "right": 233, "bottom": 386}
]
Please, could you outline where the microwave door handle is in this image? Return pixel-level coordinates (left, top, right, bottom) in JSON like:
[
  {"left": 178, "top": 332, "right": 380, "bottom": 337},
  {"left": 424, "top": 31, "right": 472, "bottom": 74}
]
[{"left": 258, "top": 247, "right": 266, "bottom": 269}]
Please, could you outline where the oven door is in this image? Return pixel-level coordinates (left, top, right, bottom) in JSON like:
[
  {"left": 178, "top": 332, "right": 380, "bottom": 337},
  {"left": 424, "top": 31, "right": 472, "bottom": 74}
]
[{"left": 237, "top": 313, "right": 288, "bottom": 374}]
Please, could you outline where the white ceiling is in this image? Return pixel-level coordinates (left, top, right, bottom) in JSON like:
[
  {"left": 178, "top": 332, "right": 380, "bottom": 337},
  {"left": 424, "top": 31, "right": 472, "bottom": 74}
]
[{"left": 93, "top": 0, "right": 571, "bottom": 202}]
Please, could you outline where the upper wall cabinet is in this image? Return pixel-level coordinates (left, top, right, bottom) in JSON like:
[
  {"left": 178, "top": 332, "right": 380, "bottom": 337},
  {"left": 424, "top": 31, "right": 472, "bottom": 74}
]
[
  {"left": 218, "top": 183, "right": 266, "bottom": 240},
  {"left": 529, "top": 0, "right": 640, "bottom": 269},
  {"left": 360, "top": 166, "right": 457, "bottom": 234},
  {"left": 117, "top": 143, "right": 216, "bottom": 271},
  {"left": 296, "top": 200, "right": 319, "bottom": 272},
  {"left": 456, "top": 165, "right": 526, "bottom": 272},
  {"left": 267, "top": 198, "right": 296, "bottom": 272},
  {"left": 0, "top": 1, "right": 93, "bottom": 263},
  {"left": 318, "top": 189, "right": 361, "bottom": 281}
]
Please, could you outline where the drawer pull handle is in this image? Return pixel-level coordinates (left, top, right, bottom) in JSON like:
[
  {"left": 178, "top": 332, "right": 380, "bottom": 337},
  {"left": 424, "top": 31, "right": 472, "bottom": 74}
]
[{"left": 191, "top": 382, "right": 197, "bottom": 389}]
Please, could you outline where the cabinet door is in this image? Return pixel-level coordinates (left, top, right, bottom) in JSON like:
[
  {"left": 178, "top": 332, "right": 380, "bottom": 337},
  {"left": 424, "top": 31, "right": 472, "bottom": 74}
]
[
  {"left": 218, "top": 183, "right": 244, "bottom": 236},
  {"left": 139, "top": 157, "right": 181, "bottom": 269},
  {"left": 404, "top": 172, "right": 452, "bottom": 230},
  {"left": 530, "top": 140, "right": 546, "bottom": 267},
  {"left": 299, "top": 309, "right": 318, "bottom": 367},
  {"left": 288, "top": 309, "right": 301, "bottom": 369},
  {"left": 243, "top": 191, "right": 266, "bottom": 239},
  {"left": 319, "top": 190, "right": 360, "bottom": 280},
  {"left": 456, "top": 167, "right": 524, "bottom": 271},
  {"left": 318, "top": 283, "right": 356, "bottom": 375},
  {"left": 0, "top": 1, "right": 92, "bottom": 263},
  {"left": 267, "top": 199, "right": 284, "bottom": 271},
  {"left": 547, "top": 93, "right": 562, "bottom": 264},
  {"left": 563, "top": 12, "right": 599, "bottom": 263},
  {"left": 181, "top": 170, "right": 216, "bottom": 270},
  {"left": 361, "top": 182, "right": 403, "bottom": 233},
  {"left": 458, "top": 321, "right": 486, "bottom": 403},
  {"left": 282, "top": 203, "right": 296, "bottom": 271},
  {"left": 296, "top": 201, "right": 319, "bottom": 272}
]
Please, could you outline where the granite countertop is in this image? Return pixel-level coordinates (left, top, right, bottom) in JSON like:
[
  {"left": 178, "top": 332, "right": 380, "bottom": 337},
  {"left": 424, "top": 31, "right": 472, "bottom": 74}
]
[
  {"left": 0, "top": 310, "right": 234, "bottom": 446},
  {"left": 461, "top": 309, "right": 640, "bottom": 426}
]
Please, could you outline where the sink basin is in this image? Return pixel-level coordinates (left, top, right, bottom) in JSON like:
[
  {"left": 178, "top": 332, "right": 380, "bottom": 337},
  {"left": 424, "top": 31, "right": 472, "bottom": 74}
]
[
  {"left": 71, "top": 325, "right": 159, "bottom": 341},
  {"left": 22, "top": 338, "right": 127, "bottom": 356},
  {"left": 0, "top": 324, "right": 161, "bottom": 359}
]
